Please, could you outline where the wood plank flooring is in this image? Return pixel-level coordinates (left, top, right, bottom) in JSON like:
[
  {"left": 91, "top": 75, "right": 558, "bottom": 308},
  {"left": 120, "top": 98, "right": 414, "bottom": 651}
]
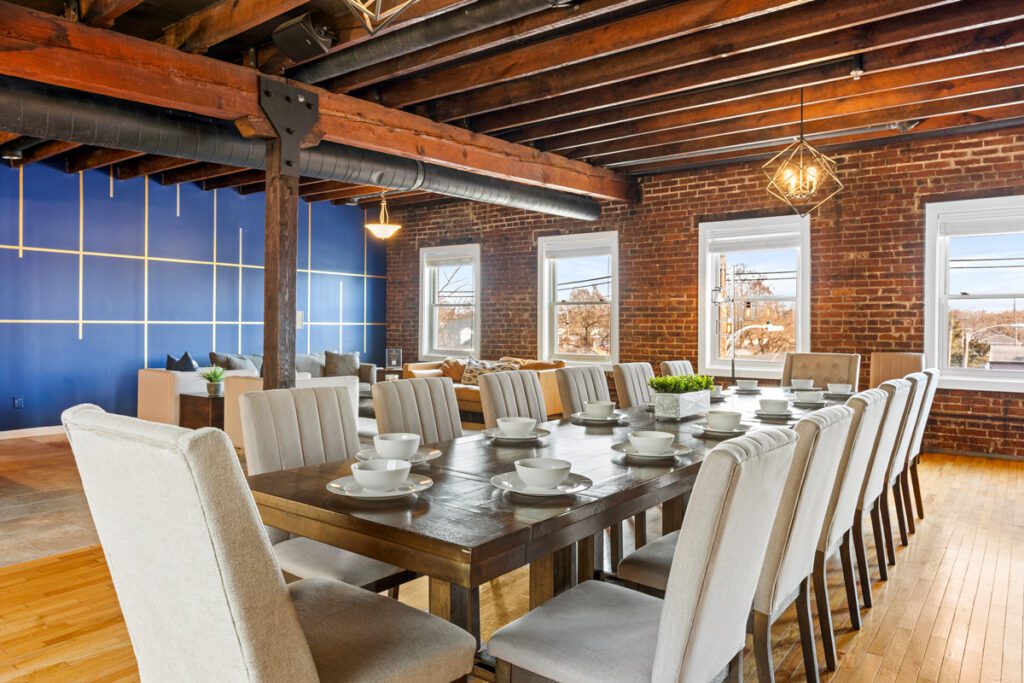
[{"left": 0, "top": 450, "right": 1021, "bottom": 682}]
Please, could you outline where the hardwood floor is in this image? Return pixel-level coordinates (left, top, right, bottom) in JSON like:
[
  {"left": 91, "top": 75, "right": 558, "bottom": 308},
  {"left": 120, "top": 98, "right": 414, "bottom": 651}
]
[{"left": 0, "top": 450, "right": 1020, "bottom": 682}]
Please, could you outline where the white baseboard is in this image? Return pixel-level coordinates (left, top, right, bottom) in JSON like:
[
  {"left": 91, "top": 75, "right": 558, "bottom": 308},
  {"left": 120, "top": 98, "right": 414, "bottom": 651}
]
[{"left": 0, "top": 425, "right": 64, "bottom": 440}]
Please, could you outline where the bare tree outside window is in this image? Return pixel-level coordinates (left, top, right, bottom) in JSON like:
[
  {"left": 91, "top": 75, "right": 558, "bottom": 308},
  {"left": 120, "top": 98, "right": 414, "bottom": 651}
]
[
  {"left": 554, "top": 256, "right": 612, "bottom": 357},
  {"left": 432, "top": 263, "right": 475, "bottom": 352},
  {"left": 716, "top": 249, "right": 798, "bottom": 363}
]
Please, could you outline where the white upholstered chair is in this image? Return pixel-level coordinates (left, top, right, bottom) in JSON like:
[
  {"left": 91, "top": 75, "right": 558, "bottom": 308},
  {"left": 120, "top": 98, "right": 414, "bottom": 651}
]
[
  {"left": 372, "top": 376, "right": 463, "bottom": 443},
  {"left": 489, "top": 428, "right": 798, "bottom": 683},
  {"left": 554, "top": 365, "right": 611, "bottom": 418},
  {"left": 882, "top": 372, "right": 928, "bottom": 549},
  {"left": 905, "top": 368, "right": 940, "bottom": 520},
  {"left": 479, "top": 370, "right": 547, "bottom": 429},
  {"left": 61, "top": 404, "right": 476, "bottom": 682},
  {"left": 813, "top": 388, "right": 888, "bottom": 670},
  {"left": 781, "top": 352, "right": 861, "bottom": 391},
  {"left": 611, "top": 362, "right": 654, "bottom": 409},
  {"left": 660, "top": 359, "right": 694, "bottom": 376},
  {"left": 868, "top": 351, "right": 925, "bottom": 388},
  {"left": 240, "top": 386, "right": 412, "bottom": 593}
]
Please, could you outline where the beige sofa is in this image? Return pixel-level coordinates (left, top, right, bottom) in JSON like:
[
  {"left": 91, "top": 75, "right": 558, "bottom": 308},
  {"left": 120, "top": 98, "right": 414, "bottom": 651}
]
[{"left": 136, "top": 368, "right": 259, "bottom": 426}]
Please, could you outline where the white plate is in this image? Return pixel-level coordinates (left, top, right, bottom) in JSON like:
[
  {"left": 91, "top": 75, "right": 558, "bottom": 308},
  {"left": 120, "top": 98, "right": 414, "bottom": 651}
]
[
  {"left": 710, "top": 395, "right": 728, "bottom": 403},
  {"left": 570, "top": 411, "right": 629, "bottom": 425},
  {"left": 696, "top": 424, "right": 752, "bottom": 438},
  {"left": 754, "top": 410, "right": 795, "bottom": 419},
  {"left": 482, "top": 427, "right": 552, "bottom": 443},
  {"left": 326, "top": 473, "right": 433, "bottom": 500},
  {"left": 491, "top": 472, "right": 593, "bottom": 497},
  {"left": 734, "top": 388, "right": 762, "bottom": 395},
  {"left": 611, "top": 442, "right": 692, "bottom": 459},
  {"left": 792, "top": 400, "right": 829, "bottom": 409},
  {"left": 356, "top": 446, "right": 441, "bottom": 464},
  {"left": 783, "top": 386, "right": 823, "bottom": 392},
  {"left": 824, "top": 392, "right": 854, "bottom": 400}
]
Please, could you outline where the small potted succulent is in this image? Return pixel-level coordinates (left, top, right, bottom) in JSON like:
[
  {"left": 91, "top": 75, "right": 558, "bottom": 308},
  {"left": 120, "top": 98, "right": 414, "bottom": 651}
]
[
  {"left": 648, "top": 374, "right": 715, "bottom": 420},
  {"left": 199, "top": 365, "right": 226, "bottom": 397}
]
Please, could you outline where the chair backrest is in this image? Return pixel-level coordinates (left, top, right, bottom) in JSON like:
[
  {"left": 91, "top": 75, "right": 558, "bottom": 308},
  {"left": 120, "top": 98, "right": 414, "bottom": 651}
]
[
  {"left": 859, "top": 379, "right": 911, "bottom": 509},
  {"left": 754, "top": 405, "right": 853, "bottom": 618},
  {"left": 660, "top": 360, "right": 694, "bottom": 377},
  {"left": 372, "top": 376, "right": 463, "bottom": 443},
  {"left": 652, "top": 428, "right": 798, "bottom": 683},
  {"left": 479, "top": 370, "right": 548, "bottom": 429},
  {"left": 869, "top": 351, "right": 925, "bottom": 388},
  {"left": 886, "top": 372, "right": 927, "bottom": 486},
  {"left": 61, "top": 404, "right": 318, "bottom": 682},
  {"left": 907, "top": 368, "right": 940, "bottom": 460},
  {"left": 781, "top": 352, "right": 861, "bottom": 391},
  {"left": 555, "top": 365, "right": 610, "bottom": 417},
  {"left": 818, "top": 389, "right": 888, "bottom": 554},
  {"left": 612, "top": 362, "right": 654, "bottom": 409}
]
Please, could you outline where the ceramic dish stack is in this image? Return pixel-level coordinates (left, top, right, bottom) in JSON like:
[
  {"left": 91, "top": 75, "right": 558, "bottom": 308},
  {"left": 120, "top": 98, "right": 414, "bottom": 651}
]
[
  {"left": 824, "top": 382, "right": 855, "bottom": 400},
  {"left": 733, "top": 379, "right": 761, "bottom": 395},
  {"left": 613, "top": 430, "right": 691, "bottom": 461},
  {"left": 491, "top": 458, "right": 593, "bottom": 497},
  {"left": 327, "top": 459, "right": 433, "bottom": 500},
  {"left": 356, "top": 433, "right": 442, "bottom": 464},
  {"left": 483, "top": 417, "right": 551, "bottom": 445},
  {"left": 571, "top": 400, "right": 629, "bottom": 425},
  {"left": 791, "top": 390, "right": 828, "bottom": 408},
  {"left": 753, "top": 397, "right": 794, "bottom": 422},
  {"left": 695, "top": 409, "right": 750, "bottom": 439}
]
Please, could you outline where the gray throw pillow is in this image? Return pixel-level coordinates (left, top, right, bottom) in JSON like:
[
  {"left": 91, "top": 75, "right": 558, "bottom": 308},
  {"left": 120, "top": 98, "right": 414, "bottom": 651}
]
[
  {"left": 296, "top": 353, "right": 326, "bottom": 377},
  {"left": 325, "top": 351, "right": 360, "bottom": 377},
  {"left": 209, "top": 352, "right": 258, "bottom": 373}
]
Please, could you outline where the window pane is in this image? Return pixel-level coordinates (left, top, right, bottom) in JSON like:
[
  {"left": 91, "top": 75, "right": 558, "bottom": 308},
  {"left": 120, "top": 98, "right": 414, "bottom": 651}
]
[
  {"left": 434, "top": 306, "right": 474, "bottom": 351},
  {"left": 946, "top": 298, "right": 1024, "bottom": 369},
  {"left": 554, "top": 255, "right": 612, "bottom": 303},
  {"left": 717, "top": 300, "right": 797, "bottom": 362},
  {"left": 435, "top": 263, "right": 475, "bottom": 306},
  {"left": 556, "top": 302, "right": 611, "bottom": 357},
  {"left": 721, "top": 248, "right": 798, "bottom": 298},
  {"left": 948, "top": 233, "right": 1024, "bottom": 296}
]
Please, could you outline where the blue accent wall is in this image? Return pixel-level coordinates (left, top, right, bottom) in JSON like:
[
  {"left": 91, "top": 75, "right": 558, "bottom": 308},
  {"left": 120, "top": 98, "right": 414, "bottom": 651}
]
[{"left": 0, "top": 164, "right": 386, "bottom": 430}]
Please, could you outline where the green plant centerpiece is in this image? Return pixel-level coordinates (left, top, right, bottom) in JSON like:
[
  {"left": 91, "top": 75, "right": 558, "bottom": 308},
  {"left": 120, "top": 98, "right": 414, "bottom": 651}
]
[
  {"left": 200, "top": 365, "right": 226, "bottom": 396},
  {"left": 647, "top": 374, "right": 715, "bottom": 420}
]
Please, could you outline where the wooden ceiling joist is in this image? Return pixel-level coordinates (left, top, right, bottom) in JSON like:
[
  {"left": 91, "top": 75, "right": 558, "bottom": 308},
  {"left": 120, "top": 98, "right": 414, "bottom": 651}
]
[
  {"left": 158, "top": 0, "right": 306, "bottom": 53},
  {"left": 65, "top": 147, "right": 144, "bottom": 173},
  {"left": 114, "top": 155, "right": 197, "bottom": 180},
  {"left": 160, "top": 163, "right": 244, "bottom": 185},
  {"left": 0, "top": 131, "right": 20, "bottom": 146},
  {"left": 201, "top": 169, "right": 267, "bottom": 191},
  {"left": 304, "top": 184, "right": 386, "bottom": 203},
  {"left": 12, "top": 140, "right": 81, "bottom": 166},
  {"left": 0, "top": 2, "right": 631, "bottom": 201},
  {"left": 78, "top": 0, "right": 144, "bottom": 27}
]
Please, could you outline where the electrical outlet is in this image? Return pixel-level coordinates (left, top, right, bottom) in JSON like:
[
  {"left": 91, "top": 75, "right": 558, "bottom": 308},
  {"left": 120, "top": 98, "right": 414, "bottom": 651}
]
[{"left": 12, "top": 396, "right": 24, "bottom": 409}]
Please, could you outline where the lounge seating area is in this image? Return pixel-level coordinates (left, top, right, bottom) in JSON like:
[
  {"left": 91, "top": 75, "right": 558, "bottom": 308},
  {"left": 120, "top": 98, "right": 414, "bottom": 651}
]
[{"left": 1, "top": 1, "right": 1023, "bottom": 682}]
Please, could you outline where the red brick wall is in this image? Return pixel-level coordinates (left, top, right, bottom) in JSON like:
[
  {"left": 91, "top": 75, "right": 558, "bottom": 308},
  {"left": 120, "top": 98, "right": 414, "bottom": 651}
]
[{"left": 386, "top": 127, "right": 1024, "bottom": 457}]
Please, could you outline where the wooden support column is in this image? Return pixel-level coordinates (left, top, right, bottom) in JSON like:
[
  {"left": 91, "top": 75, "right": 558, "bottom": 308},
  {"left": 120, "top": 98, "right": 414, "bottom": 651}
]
[{"left": 262, "top": 137, "right": 298, "bottom": 390}]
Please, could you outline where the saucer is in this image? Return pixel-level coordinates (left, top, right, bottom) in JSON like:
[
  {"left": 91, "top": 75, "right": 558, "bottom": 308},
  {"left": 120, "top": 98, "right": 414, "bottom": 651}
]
[
  {"left": 490, "top": 472, "right": 593, "bottom": 497},
  {"left": 734, "top": 388, "right": 762, "bottom": 395},
  {"left": 570, "top": 411, "right": 629, "bottom": 425},
  {"left": 326, "top": 473, "right": 433, "bottom": 500},
  {"left": 710, "top": 395, "right": 728, "bottom": 403},
  {"left": 356, "top": 446, "right": 441, "bottom": 464},
  {"left": 783, "top": 386, "right": 823, "bottom": 392},
  {"left": 612, "top": 442, "right": 692, "bottom": 459},
  {"left": 792, "top": 400, "right": 829, "bottom": 409},
  {"left": 696, "top": 424, "right": 751, "bottom": 439},
  {"left": 824, "top": 392, "right": 854, "bottom": 400},
  {"left": 482, "top": 427, "right": 551, "bottom": 443}
]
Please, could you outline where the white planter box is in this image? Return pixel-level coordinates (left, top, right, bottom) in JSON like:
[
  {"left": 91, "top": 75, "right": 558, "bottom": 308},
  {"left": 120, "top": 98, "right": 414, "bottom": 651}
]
[{"left": 654, "top": 390, "right": 710, "bottom": 420}]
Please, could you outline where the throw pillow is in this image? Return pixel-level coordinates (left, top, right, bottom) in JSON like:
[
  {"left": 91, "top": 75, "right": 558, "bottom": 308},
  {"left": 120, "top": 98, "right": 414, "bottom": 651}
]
[
  {"left": 296, "top": 353, "right": 326, "bottom": 377},
  {"left": 441, "top": 357, "right": 468, "bottom": 383},
  {"left": 499, "top": 357, "right": 529, "bottom": 367},
  {"left": 520, "top": 359, "right": 567, "bottom": 371},
  {"left": 209, "top": 352, "right": 259, "bottom": 373},
  {"left": 165, "top": 352, "right": 198, "bottom": 371},
  {"left": 325, "top": 350, "right": 360, "bottom": 377},
  {"left": 461, "top": 359, "right": 519, "bottom": 386}
]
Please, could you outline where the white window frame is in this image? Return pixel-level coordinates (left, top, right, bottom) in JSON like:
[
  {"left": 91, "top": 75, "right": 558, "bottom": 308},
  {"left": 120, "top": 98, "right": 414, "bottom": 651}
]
[
  {"left": 537, "top": 231, "right": 619, "bottom": 366},
  {"left": 419, "top": 243, "right": 481, "bottom": 360},
  {"left": 698, "top": 215, "right": 811, "bottom": 379},
  {"left": 925, "top": 195, "right": 1024, "bottom": 393}
]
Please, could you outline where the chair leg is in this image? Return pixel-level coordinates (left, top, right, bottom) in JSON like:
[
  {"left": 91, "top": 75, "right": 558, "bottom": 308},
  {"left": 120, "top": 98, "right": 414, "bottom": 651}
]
[
  {"left": 900, "top": 470, "right": 916, "bottom": 535},
  {"left": 387, "top": 586, "right": 400, "bottom": 599},
  {"left": 853, "top": 512, "right": 873, "bottom": 608},
  {"left": 495, "top": 659, "right": 512, "bottom": 683},
  {"left": 813, "top": 551, "right": 837, "bottom": 672},
  {"left": 633, "top": 511, "right": 647, "bottom": 549},
  {"left": 878, "top": 489, "right": 897, "bottom": 567},
  {"left": 726, "top": 648, "right": 744, "bottom": 683},
  {"left": 910, "top": 458, "right": 925, "bottom": 520},
  {"left": 839, "top": 531, "right": 862, "bottom": 630},
  {"left": 796, "top": 576, "right": 820, "bottom": 682},
  {"left": 753, "top": 611, "right": 775, "bottom": 683},
  {"left": 892, "top": 481, "right": 909, "bottom": 546},
  {"left": 610, "top": 523, "right": 624, "bottom": 573}
]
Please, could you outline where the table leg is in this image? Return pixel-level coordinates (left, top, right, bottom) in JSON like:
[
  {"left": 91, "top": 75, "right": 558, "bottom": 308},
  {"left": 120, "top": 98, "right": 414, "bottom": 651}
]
[
  {"left": 577, "top": 535, "right": 595, "bottom": 584},
  {"left": 662, "top": 494, "right": 686, "bottom": 535},
  {"left": 530, "top": 544, "right": 576, "bottom": 610},
  {"left": 428, "top": 577, "right": 481, "bottom": 646}
]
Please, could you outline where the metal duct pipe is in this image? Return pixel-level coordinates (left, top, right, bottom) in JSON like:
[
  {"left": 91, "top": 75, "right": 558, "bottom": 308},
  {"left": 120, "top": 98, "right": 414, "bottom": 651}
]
[
  {"left": 0, "top": 78, "right": 599, "bottom": 220},
  {"left": 289, "top": 0, "right": 565, "bottom": 84}
]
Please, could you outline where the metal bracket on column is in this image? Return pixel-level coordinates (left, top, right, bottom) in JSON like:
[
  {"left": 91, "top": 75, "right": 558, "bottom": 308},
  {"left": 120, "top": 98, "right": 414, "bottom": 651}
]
[{"left": 258, "top": 76, "right": 319, "bottom": 177}]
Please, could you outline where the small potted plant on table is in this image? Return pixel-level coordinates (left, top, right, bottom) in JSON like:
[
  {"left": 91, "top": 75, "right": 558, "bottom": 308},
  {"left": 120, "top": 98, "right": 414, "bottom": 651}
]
[
  {"left": 648, "top": 374, "right": 714, "bottom": 420},
  {"left": 200, "top": 365, "right": 226, "bottom": 397}
]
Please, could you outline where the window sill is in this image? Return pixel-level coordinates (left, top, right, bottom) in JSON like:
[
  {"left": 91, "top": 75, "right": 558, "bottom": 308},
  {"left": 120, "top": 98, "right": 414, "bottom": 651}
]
[
  {"left": 419, "top": 351, "right": 477, "bottom": 362},
  {"left": 937, "top": 374, "right": 1024, "bottom": 394}
]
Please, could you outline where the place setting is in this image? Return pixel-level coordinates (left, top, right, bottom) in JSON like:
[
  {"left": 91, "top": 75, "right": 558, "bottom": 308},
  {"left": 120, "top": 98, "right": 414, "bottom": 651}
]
[
  {"left": 491, "top": 457, "right": 593, "bottom": 497},
  {"left": 611, "top": 429, "right": 692, "bottom": 463},
  {"left": 482, "top": 417, "right": 551, "bottom": 445},
  {"left": 709, "top": 384, "right": 730, "bottom": 403},
  {"left": 789, "top": 389, "right": 830, "bottom": 409},
  {"left": 782, "top": 378, "right": 823, "bottom": 393},
  {"left": 326, "top": 458, "right": 434, "bottom": 501},
  {"left": 732, "top": 379, "right": 762, "bottom": 395},
  {"left": 752, "top": 397, "right": 796, "bottom": 423},
  {"left": 355, "top": 432, "right": 442, "bottom": 465},
  {"left": 570, "top": 400, "right": 629, "bottom": 426},
  {"left": 693, "top": 409, "right": 751, "bottom": 439},
  {"left": 823, "top": 382, "right": 855, "bottom": 400}
]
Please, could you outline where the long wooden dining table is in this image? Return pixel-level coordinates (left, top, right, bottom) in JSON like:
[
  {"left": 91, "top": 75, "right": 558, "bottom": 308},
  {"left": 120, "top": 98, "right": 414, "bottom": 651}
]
[{"left": 248, "top": 387, "right": 842, "bottom": 645}]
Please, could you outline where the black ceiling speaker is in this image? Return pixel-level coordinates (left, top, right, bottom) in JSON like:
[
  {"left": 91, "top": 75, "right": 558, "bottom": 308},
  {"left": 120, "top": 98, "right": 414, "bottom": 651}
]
[{"left": 272, "top": 14, "right": 333, "bottom": 62}]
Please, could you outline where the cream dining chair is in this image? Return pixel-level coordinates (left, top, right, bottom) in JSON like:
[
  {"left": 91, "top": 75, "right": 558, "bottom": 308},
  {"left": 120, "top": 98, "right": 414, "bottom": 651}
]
[
  {"left": 612, "top": 362, "right": 654, "bottom": 409},
  {"left": 372, "top": 376, "right": 463, "bottom": 443},
  {"left": 904, "top": 367, "right": 940, "bottom": 520},
  {"left": 882, "top": 372, "right": 928, "bottom": 550},
  {"left": 240, "top": 386, "right": 413, "bottom": 593},
  {"left": 488, "top": 428, "right": 798, "bottom": 683},
  {"left": 660, "top": 359, "right": 694, "bottom": 376},
  {"left": 61, "top": 404, "right": 476, "bottom": 682},
  {"left": 479, "top": 370, "right": 547, "bottom": 429},
  {"left": 781, "top": 352, "right": 861, "bottom": 390},
  {"left": 554, "top": 365, "right": 611, "bottom": 418},
  {"left": 868, "top": 351, "right": 925, "bottom": 387}
]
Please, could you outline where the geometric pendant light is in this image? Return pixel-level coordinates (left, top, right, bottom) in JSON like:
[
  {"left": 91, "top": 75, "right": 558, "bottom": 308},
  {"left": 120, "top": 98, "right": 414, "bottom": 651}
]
[
  {"left": 340, "top": 0, "right": 420, "bottom": 35},
  {"left": 365, "top": 192, "right": 402, "bottom": 239}
]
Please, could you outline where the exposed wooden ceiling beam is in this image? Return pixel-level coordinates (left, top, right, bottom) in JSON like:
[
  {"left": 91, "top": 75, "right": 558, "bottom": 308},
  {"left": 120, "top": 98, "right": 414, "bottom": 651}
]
[
  {"left": 202, "top": 169, "right": 267, "bottom": 191},
  {"left": 304, "top": 183, "right": 384, "bottom": 201},
  {"left": 327, "top": 0, "right": 665, "bottom": 93},
  {"left": 160, "top": 163, "right": 245, "bottom": 185},
  {"left": 115, "top": 155, "right": 197, "bottom": 180},
  {"left": 78, "top": 0, "right": 143, "bottom": 27},
  {"left": 65, "top": 147, "right": 144, "bottom": 173},
  {"left": 463, "top": 0, "right": 1018, "bottom": 132},
  {"left": 0, "top": 131, "right": 21, "bottom": 146},
  {"left": 0, "top": 2, "right": 631, "bottom": 201},
  {"left": 158, "top": 0, "right": 307, "bottom": 53},
  {"left": 12, "top": 140, "right": 81, "bottom": 166}
]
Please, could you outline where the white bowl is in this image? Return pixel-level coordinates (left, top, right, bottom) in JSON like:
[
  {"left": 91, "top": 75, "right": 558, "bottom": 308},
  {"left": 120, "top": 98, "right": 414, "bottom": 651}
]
[
  {"left": 711, "top": 384, "right": 724, "bottom": 397},
  {"left": 515, "top": 458, "right": 571, "bottom": 489},
  {"left": 794, "top": 390, "right": 824, "bottom": 403},
  {"left": 791, "top": 378, "right": 815, "bottom": 390},
  {"left": 497, "top": 417, "right": 537, "bottom": 437},
  {"left": 351, "top": 459, "right": 412, "bottom": 491},
  {"left": 583, "top": 401, "right": 615, "bottom": 418},
  {"left": 736, "top": 379, "right": 759, "bottom": 391},
  {"left": 373, "top": 433, "right": 421, "bottom": 460},
  {"left": 628, "top": 430, "right": 675, "bottom": 454},
  {"left": 828, "top": 383, "right": 852, "bottom": 394},
  {"left": 707, "top": 410, "right": 742, "bottom": 431},
  {"left": 759, "top": 398, "right": 790, "bottom": 414}
]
